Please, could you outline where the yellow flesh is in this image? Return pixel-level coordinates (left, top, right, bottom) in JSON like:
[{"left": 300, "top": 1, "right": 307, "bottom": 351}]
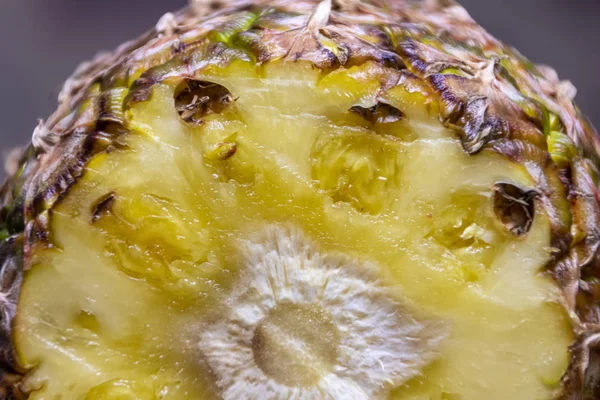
[{"left": 15, "top": 61, "right": 572, "bottom": 399}]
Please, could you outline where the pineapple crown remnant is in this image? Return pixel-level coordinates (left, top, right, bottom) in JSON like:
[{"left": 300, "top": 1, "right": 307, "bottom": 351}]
[{"left": 0, "top": 0, "right": 599, "bottom": 398}]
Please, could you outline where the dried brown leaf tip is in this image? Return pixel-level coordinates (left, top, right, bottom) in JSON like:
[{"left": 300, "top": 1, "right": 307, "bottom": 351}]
[{"left": 493, "top": 182, "right": 538, "bottom": 236}]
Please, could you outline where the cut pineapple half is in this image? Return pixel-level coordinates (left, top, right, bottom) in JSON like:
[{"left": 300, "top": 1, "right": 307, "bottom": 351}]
[{"left": 15, "top": 61, "right": 572, "bottom": 400}]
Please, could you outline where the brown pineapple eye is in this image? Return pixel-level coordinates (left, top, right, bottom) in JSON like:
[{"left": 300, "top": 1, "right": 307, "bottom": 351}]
[
  {"left": 493, "top": 182, "right": 538, "bottom": 236},
  {"left": 174, "top": 80, "right": 233, "bottom": 124},
  {"left": 349, "top": 102, "right": 404, "bottom": 125}
]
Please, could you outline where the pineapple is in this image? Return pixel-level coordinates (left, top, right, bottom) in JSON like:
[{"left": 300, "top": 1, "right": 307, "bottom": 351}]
[{"left": 1, "top": 0, "right": 599, "bottom": 398}]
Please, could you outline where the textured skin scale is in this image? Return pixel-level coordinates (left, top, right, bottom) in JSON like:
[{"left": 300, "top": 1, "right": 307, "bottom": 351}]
[{"left": 0, "top": 0, "right": 599, "bottom": 398}]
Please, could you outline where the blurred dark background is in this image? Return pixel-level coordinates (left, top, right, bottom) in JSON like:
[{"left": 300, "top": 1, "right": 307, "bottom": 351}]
[{"left": 0, "top": 0, "right": 598, "bottom": 179}]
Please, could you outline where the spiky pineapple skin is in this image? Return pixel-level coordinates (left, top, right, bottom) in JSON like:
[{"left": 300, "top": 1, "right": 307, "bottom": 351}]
[{"left": 0, "top": 0, "right": 599, "bottom": 398}]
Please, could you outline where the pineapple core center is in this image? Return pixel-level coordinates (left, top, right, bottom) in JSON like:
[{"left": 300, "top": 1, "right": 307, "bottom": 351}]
[{"left": 252, "top": 303, "right": 340, "bottom": 387}]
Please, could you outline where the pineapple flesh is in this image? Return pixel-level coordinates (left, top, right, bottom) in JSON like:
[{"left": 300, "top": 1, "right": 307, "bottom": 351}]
[{"left": 1, "top": 0, "right": 600, "bottom": 399}]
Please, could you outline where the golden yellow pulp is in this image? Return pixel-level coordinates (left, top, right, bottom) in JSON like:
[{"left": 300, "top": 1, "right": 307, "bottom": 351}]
[{"left": 15, "top": 61, "right": 572, "bottom": 400}]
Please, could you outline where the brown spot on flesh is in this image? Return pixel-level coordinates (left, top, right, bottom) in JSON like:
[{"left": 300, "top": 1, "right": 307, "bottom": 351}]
[{"left": 90, "top": 192, "right": 116, "bottom": 225}]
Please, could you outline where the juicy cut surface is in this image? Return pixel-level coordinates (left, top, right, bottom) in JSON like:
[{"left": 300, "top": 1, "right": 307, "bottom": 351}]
[{"left": 15, "top": 62, "right": 572, "bottom": 400}]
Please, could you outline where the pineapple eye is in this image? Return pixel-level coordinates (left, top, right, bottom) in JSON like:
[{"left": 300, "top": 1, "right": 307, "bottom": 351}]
[
  {"left": 90, "top": 192, "right": 116, "bottom": 224},
  {"left": 174, "top": 80, "right": 233, "bottom": 125},
  {"left": 310, "top": 131, "right": 402, "bottom": 214},
  {"left": 493, "top": 183, "right": 538, "bottom": 236},
  {"left": 349, "top": 102, "right": 403, "bottom": 125}
]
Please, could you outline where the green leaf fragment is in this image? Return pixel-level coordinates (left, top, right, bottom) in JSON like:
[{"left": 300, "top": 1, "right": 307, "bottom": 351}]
[
  {"left": 318, "top": 35, "right": 348, "bottom": 63},
  {"left": 547, "top": 112, "right": 561, "bottom": 132},
  {"left": 210, "top": 12, "right": 258, "bottom": 44},
  {"left": 548, "top": 131, "right": 576, "bottom": 168},
  {"left": 440, "top": 67, "right": 470, "bottom": 78},
  {"left": 103, "top": 88, "right": 129, "bottom": 123}
]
